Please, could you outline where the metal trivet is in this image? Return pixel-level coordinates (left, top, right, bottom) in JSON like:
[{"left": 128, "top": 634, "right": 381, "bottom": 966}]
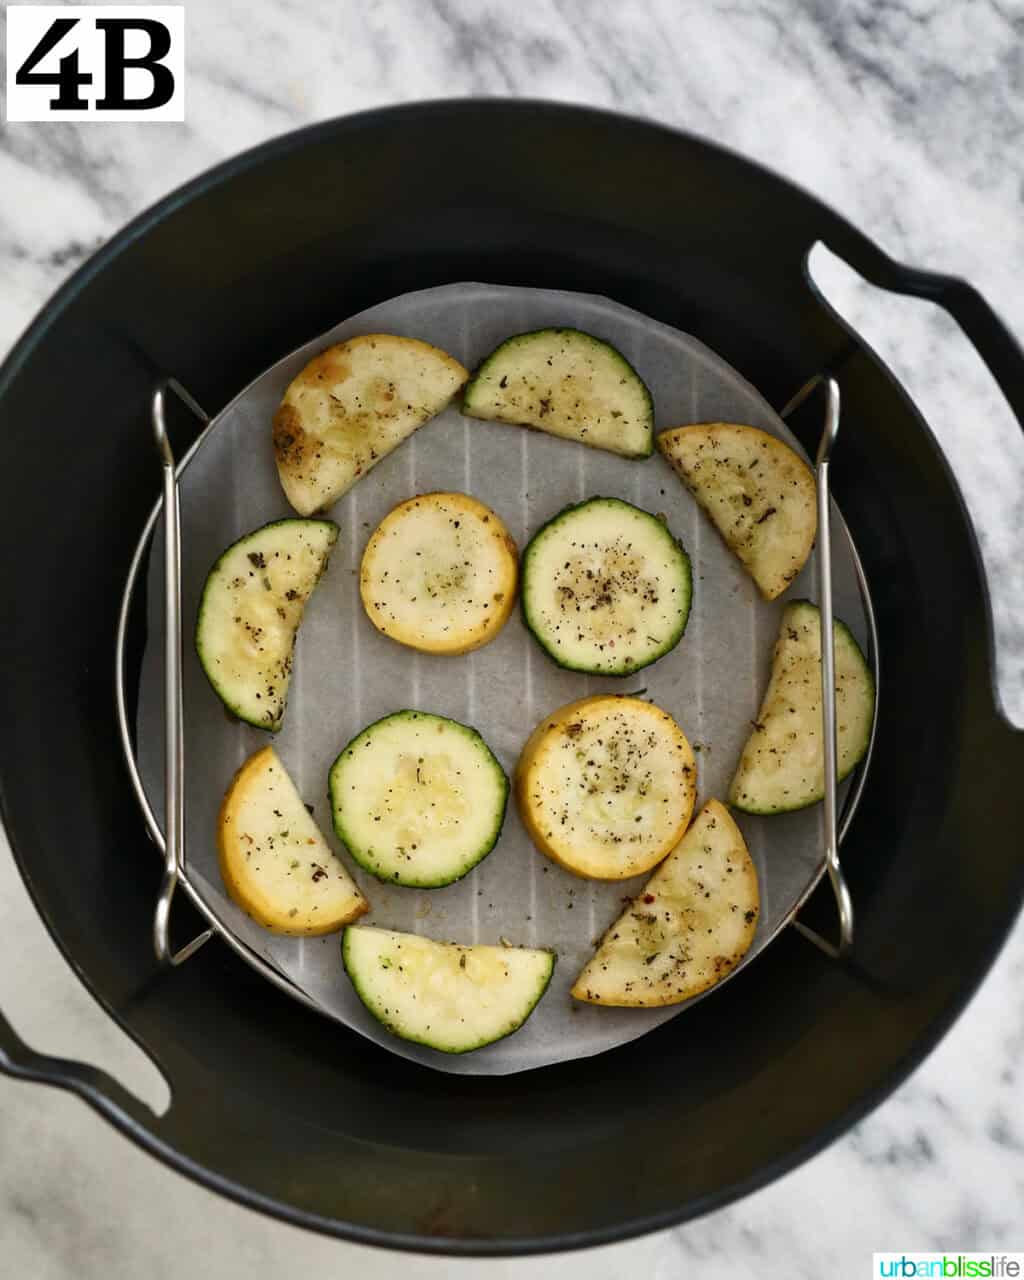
[{"left": 117, "top": 372, "right": 875, "bottom": 971}]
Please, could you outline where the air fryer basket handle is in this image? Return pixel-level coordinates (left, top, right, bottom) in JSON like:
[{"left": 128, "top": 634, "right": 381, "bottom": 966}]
[
  {"left": 0, "top": 1008, "right": 159, "bottom": 1130},
  {"left": 825, "top": 235, "right": 1024, "bottom": 433},
  {"left": 824, "top": 232, "right": 1024, "bottom": 735}
]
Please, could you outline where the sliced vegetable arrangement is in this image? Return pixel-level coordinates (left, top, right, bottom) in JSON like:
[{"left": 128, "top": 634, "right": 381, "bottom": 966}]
[
  {"left": 463, "top": 328, "right": 654, "bottom": 457},
  {"left": 516, "top": 695, "right": 697, "bottom": 880},
  {"left": 191, "top": 311, "right": 876, "bottom": 1060},
  {"left": 360, "top": 491, "right": 518, "bottom": 655},
  {"left": 342, "top": 927, "right": 554, "bottom": 1053},
  {"left": 729, "top": 601, "right": 875, "bottom": 814},
  {"left": 329, "top": 711, "right": 508, "bottom": 887},
  {"left": 273, "top": 335, "right": 468, "bottom": 516},
  {"left": 196, "top": 518, "right": 337, "bottom": 730},
  {"left": 658, "top": 423, "right": 816, "bottom": 600},
  {"left": 572, "top": 800, "right": 758, "bottom": 1006},
  {"left": 521, "top": 497, "right": 692, "bottom": 676},
  {"left": 218, "top": 746, "right": 368, "bottom": 934}
]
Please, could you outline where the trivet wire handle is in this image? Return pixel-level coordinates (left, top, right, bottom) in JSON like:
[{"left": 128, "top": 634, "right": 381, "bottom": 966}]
[
  {"left": 780, "top": 375, "right": 853, "bottom": 960},
  {"left": 152, "top": 379, "right": 215, "bottom": 967}
]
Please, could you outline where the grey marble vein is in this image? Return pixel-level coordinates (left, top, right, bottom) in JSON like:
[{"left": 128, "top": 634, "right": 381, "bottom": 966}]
[{"left": 1, "top": 0, "right": 1022, "bottom": 1275}]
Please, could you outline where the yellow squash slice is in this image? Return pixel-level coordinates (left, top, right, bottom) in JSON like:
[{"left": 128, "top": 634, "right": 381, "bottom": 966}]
[
  {"left": 273, "top": 334, "right": 468, "bottom": 515},
  {"left": 360, "top": 491, "right": 518, "bottom": 655},
  {"left": 658, "top": 423, "right": 816, "bottom": 600},
  {"left": 516, "top": 695, "right": 697, "bottom": 880},
  {"left": 218, "top": 746, "right": 368, "bottom": 934},
  {"left": 572, "top": 799, "right": 758, "bottom": 1006}
]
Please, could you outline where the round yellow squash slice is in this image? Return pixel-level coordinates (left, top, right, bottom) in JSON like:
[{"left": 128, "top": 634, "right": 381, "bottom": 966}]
[
  {"left": 360, "top": 491, "right": 518, "bottom": 655},
  {"left": 516, "top": 695, "right": 697, "bottom": 880}
]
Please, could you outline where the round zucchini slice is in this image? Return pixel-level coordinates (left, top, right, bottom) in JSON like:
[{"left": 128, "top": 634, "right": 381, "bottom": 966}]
[
  {"left": 329, "top": 711, "right": 509, "bottom": 887},
  {"left": 342, "top": 926, "right": 554, "bottom": 1054},
  {"left": 516, "top": 695, "right": 697, "bottom": 880},
  {"left": 195, "top": 518, "right": 338, "bottom": 731},
  {"left": 360, "top": 491, "right": 518, "bottom": 655},
  {"left": 218, "top": 746, "right": 368, "bottom": 935},
  {"left": 521, "top": 496, "right": 692, "bottom": 675}
]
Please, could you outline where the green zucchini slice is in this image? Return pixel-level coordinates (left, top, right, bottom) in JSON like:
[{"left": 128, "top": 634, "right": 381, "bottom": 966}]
[
  {"left": 463, "top": 328, "right": 653, "bottom": 457},
  {"left": 343, "top": 927, "right": 554, "bottom": 1054},
  {"left": 729, "top": 601, "right": 875, "bottom": 814},
  {"left": 329, "top": 711, "right": 509, "bottom": 887},
  {"left": 195, "top": 518, "right": 338, "bottom": 731},
  {"left": 521, "top": 496, "right": 692, "bottom": 675}
]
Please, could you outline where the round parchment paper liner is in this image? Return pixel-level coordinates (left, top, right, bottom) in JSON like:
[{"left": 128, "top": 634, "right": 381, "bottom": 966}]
[{"left": 136, "top": 283, "right": 870, "bottom": 1075}]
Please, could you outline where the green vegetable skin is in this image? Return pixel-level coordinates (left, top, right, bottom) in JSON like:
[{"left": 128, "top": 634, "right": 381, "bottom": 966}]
[
  {"left": 195, "top": 518, "right": 338, "bottom": 731},
  {"left": 729, "top": 600, "right": 875, "bottom": 814},
  {"left": 329, "top": 710, "right": 509, "bottom": 888},
  {"left": 342, "top": 926, "right": 555, "bottom": 1054},
  {"left": 463, "top": 327, "right": 654, "bottom": 458},
  {"left": 521, "top": 496, "right": 692, "bottom": 676}
]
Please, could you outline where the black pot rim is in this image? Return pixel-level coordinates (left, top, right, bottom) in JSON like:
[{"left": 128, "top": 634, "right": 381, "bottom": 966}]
[{"left": 1, "top": 98, "right": 1020, "bottom": 1256}]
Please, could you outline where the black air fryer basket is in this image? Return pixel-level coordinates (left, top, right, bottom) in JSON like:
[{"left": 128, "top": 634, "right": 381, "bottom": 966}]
[{"left": 0, "top": 101, "right": 1021, "bottom": 1255}]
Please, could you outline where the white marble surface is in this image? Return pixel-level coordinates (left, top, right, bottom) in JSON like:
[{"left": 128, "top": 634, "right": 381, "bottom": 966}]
[{"left": 1, "top": 1, "right": 1023, "bottom": 1275}]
